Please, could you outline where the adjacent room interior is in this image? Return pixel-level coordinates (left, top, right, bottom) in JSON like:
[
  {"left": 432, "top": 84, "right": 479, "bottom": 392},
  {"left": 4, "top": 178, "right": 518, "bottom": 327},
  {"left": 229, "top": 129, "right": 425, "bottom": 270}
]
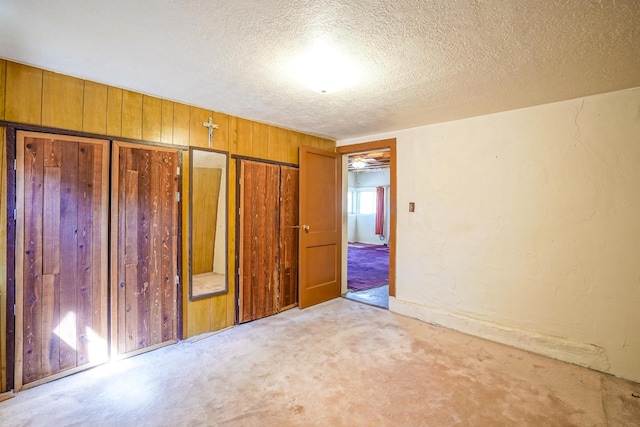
[{"left": 0, "top": 1, "right": 639, "bottom": 424}]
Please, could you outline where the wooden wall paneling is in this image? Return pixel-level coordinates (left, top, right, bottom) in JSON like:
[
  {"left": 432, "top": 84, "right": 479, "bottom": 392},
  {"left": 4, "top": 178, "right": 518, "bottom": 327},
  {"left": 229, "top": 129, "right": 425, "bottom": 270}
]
[
  {"left": 0, "top": 60, "right": 6, "bottom": 120},
  {"left": 160, "top": 99, "right": 174, "bottom": 145},
  {"left": 266, "top": 126, "right": 286, "bottom": 163},
  {"left": 5, "top": 62, "right": 43, "bottom": 125},
  {"left": 186, "top": 298, "right": 211, "bottom": 336},
  {"left": 142, "top": 96, "right": 162, "bottom": 143},
  {"left": 212, "top": 112, "right": 229, "bottom": 152},
  {"left": 106, "top": 87, "right": 123, "bottom": 137},
  {"left": 279, "top": 166, "right": 299, "bottom": 309},
  {"left": 42, "top": 72, "right": 84, "bottom": 131},
  {"left": 189, "top": 107, "right": 211, "bottom": 148},
  {"left": 82, "top": 81, "right": 108, "bottom": 135},
  {"left": 287, "top": 131, "right": 300, "bottom": 164},
  {"left": 121, "top": 90, "right": 143, "bottom": 140},
  {"left": 300, "top": 133, "right": 318, "bottom": 150},
  {"left": 173, "top": 103, "right": 190, "bottom": 146},
  {"left": 252, "top": 122, "right": 269, "bottom": 159},
  {"left": 320, "top": 138, "right": 336, "bottom": 152},
  {"left": 234, "top": 118, "right": 253, "bottom": 156}
]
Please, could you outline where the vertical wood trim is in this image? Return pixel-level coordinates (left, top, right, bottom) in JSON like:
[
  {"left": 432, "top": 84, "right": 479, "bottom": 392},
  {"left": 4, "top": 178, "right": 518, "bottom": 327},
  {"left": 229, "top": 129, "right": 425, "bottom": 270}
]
[
  {"left": 0, "top": 127, "right": 6, "bottom": 392},
  {"left": 14, "top": 132, "right": 26, "bottom": 391},
  {"left": 121, "top": 90, "right": 143, "bottom": 140},
  {"left": 5, "top": 63, "right": 43, "bottom": 125},
  {"left": 42, "top": 72, "right": 84, "bottom": 131},
  {"left": 0, "top": 60, "right": 7, "bottom": 120},
  {"left": 160, "top": 100, "right": 174, "bottom": 145},
  {"left": 172, "top": 103, "right": 190, "bottom": 146},
  {"left": 82, "top": 81, "right": 108, "bottom": 135},
  {"left": 110, "top": 142, "right": 121, "bottom": 357},
  {"left": 142, "top": 95, "right": 162, "bottom": 143},
  {"left": 212, "top": 112, "right": 229, "bottom": 152},
  {"left": 106, "top": 87, "right": 123, "bottom": 137}
]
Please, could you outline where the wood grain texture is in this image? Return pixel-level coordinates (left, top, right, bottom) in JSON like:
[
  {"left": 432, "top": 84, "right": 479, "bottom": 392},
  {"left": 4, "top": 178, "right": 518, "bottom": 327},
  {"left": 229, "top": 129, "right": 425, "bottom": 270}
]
[
  {"left": 121, "top": 90, "right": 143, "bottom": 140},
  {"left": 0, "top": 128, "right": 6, "bottom": 392},
  {"left": 287, "top": 131, "right": 300, "bottom": 164},
  {"left": 106, "top": 87, "right": 123, "bottom": 137},
  {"left": 172, "top": 103, "right": 190, "bottom": 146},
  {"left": 239, "top": 161, "right": 280, "bottom": 322},
  {"left": 16, "top": 132, "right": 109, "bottom": 389},
  {"left": 0, "top": 60, "right": 6, "bottom": 120},
  {"left": 160, "top": 99, "right": 174, "bottom": 145},
  {"left": 267, "top": 126, "right": 289, "bottom": 163},
  {"left": 142, "top": 96, "right": 162, "bottom": 142},
  {"left": 82, "top": 81, "right": 108, "bottom": 135},
  {"left": 114, "top": 143, "right": 179, "bottom": 356},
  {"left": 279, "top": 166, "right": 299, "bottom": 308},
  {"left": 252, "top": 122, "right": 269, "bottom": 159},
  {"left": 42, "top": 72, "right": 83, "bottom": 131},
  {"left": 234, "top": 118, "right": 253, "bottom": 156},
  {"left": 212, "top": 112, "right": 229, "bottom": 152},
  {"left": 5, "top": 62, "right": 43, "bottom": 125},
  {"left": 189, "top": 107, "right": 211, "bottom": 148}
]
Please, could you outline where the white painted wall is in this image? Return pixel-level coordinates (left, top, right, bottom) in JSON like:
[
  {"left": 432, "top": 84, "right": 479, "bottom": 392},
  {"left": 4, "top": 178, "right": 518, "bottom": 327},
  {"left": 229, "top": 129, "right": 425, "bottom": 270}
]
[
  {"left": 348, "top": 170, "right": 390, "bottom": 245},
  {"left": 338, "top": 87, "right": 640, "bottom": 383}
]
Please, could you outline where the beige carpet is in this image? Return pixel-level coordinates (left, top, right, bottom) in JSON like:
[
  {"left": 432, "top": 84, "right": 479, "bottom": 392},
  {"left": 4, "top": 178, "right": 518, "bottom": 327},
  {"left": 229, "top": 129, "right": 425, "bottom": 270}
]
[{"left": 1, "top": 298, "right": 639, "bottom": 426}]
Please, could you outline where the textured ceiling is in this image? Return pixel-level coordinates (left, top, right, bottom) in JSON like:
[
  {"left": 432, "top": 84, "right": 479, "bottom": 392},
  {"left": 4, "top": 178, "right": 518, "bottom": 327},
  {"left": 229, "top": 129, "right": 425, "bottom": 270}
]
[{"left": 1, "top": 0, "right": 639, "bottom": 140}]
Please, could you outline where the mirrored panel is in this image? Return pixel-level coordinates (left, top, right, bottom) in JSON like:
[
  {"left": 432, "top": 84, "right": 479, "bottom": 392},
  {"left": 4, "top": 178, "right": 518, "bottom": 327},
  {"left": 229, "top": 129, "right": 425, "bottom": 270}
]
[{"left": 189, "top": 147, "right": 228, "bottom": 299}]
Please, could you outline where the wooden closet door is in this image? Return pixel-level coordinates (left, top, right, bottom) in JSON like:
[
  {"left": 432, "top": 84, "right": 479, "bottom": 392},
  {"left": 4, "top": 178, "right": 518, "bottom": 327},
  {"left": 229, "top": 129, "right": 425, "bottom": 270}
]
[
  {"left": 15, "top": 132, "right": 109, "bottom": 390},
  {"left": 239, "top": 161, "right": 280, "bottom": 322},
  {"left": 279, "top": 166, "right": 299, "bottom": 309},
  {"left": 111, "top": 142, "right": 179, "bottom": 357}
]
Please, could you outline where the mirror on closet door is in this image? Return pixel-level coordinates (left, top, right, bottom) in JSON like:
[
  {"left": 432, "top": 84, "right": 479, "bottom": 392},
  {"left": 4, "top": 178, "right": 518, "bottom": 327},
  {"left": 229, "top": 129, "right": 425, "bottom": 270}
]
[{"left": 189, "top": 147, "right": 228, "bottom": 300}]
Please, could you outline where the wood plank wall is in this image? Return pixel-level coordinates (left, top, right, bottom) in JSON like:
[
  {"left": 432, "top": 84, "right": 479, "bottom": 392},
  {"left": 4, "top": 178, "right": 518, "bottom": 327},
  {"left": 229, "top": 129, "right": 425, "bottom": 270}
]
[{"left": 0, "top": 59, "right": 336, "bottom": 391}]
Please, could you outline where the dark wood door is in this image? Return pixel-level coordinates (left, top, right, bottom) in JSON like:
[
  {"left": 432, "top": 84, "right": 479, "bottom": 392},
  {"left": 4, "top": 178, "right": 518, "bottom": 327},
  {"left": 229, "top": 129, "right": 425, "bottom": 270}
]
[
  {"left": 279, "top": 166, "right": 299, "bottom": 309},
  {"left": 15, "top": 131, "right": 109, "bottom": 390},
  {"left": 111, "top": 142, "right": 179, "bottom": 357},
  {"left": 238, "top": 160, "right": 299, "bottom": 322},
  {"left": 239, "top": 161, "right": 280, "bottom": 322},
  {"left": 298, "top": 146, "right": 341, "bottom": 309}
]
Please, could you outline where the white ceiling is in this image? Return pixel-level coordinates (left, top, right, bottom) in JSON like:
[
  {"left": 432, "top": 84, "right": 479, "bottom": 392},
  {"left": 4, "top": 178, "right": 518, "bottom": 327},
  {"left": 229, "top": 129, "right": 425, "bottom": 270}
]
[{"left": 1, "top": 1, "right": 639, "bottom": 141}]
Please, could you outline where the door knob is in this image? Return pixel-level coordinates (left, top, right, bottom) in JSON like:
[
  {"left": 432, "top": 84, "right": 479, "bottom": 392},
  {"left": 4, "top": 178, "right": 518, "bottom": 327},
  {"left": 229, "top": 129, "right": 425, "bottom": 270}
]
[{"left": 302, "top": 225, "right": 310, "bottom": 233}]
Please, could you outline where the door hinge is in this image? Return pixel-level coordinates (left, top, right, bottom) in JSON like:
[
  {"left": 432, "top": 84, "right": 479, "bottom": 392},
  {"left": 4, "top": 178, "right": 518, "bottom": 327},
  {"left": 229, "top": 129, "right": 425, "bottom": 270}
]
[
  {"left": 14, "top": 304, "right": 16, "bottom": 316},
  {"left": 176, "top": 166, "right": 181, "bottom": 176},
  {"left": 176, "top": 192, "right": 180, "bottom": 202},
  {"left": 14, "top": 159, "right": 17, "bottom": 170},
  {"left": 237, "top": 268, "right": 240, "bottom": 276},
  {"left": 13, "top": 208, "right": 17, "bottom": 221},
  {"left": 175, "top": 275, "right": 179, "bottom": 285}
]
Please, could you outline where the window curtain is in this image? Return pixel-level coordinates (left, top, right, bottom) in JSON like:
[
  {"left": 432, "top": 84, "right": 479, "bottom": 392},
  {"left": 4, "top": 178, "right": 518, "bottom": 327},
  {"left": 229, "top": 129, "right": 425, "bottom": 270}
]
[{"left": 375, "top": 186, "right": 384, "bottom": 236}]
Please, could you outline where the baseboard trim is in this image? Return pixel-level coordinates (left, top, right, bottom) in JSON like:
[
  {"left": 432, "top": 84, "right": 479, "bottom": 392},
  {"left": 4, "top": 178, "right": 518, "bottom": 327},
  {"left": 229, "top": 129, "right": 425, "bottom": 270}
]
[{"left": 389, "top": 297, "right": 610, "bottom": 373}]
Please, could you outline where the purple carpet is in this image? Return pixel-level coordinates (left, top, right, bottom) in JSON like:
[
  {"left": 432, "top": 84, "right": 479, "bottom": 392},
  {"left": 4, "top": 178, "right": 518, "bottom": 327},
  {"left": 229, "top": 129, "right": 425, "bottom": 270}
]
[{"left": 347, "top": 243, "right": 389, "bottom": 291}]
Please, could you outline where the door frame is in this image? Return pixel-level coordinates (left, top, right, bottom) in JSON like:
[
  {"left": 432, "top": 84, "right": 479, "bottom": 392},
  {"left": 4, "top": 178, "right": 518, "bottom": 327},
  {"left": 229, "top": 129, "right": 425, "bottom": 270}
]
[{"left": 336, "top": 138, "right": 397, "bottom": 297}]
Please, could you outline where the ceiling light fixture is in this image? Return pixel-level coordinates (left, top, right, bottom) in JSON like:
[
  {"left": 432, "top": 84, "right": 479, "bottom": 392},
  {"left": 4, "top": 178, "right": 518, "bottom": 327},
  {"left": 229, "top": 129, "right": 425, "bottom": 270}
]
[
  {"left": 351, "top": 157, "right": 367, "bottom": 169},
  {"left": 290, "top": 39, "right": 360, "bottom": 94}
]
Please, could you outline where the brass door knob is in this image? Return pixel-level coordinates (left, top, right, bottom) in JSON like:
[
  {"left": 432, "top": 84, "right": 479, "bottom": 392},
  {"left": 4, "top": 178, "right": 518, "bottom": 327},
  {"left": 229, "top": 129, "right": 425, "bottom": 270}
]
[{"left": 302, "top": 225, "right": 310, "bottom": 233}]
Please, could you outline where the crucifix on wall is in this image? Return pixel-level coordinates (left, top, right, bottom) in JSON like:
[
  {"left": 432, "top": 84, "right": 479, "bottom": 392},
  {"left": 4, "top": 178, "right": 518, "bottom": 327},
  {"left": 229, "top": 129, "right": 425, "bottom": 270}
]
[{"left": 202, "top": 117, "right": 219, "bottom": 148}]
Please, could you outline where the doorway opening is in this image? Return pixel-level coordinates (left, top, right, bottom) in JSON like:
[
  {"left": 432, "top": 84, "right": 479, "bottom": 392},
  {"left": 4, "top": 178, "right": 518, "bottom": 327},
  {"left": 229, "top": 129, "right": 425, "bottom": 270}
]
[{"left": 337, "top": 140, "right": 396, "bottom": 310}]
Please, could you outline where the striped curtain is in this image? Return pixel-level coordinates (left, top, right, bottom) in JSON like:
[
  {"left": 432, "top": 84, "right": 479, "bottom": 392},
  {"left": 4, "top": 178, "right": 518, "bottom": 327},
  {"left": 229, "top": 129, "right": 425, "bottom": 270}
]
[{"left": 375, "top": 186, "right": 384, "bottom": 236}]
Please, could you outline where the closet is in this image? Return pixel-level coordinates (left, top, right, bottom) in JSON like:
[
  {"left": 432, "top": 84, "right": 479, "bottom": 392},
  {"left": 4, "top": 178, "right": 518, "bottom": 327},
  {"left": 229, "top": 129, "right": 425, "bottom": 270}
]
[
  {"left": 238, "top": 160, "right": 298, "bottom": 323},
  {"left": 14, "top": 131, "right": 179, "bottom": 390}
]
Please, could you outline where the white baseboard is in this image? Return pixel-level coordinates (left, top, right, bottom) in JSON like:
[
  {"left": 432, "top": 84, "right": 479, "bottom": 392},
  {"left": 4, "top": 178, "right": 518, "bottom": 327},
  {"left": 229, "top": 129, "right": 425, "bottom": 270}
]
[{"left": 389, "top": 296, "right": 610, "bottom": 373}]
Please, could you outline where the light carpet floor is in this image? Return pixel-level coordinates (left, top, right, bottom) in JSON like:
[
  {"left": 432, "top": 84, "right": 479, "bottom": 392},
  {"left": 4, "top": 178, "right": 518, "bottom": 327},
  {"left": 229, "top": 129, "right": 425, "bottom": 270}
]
[{"left": 1, "top": 298, "right": 639, "bottom": 426}]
